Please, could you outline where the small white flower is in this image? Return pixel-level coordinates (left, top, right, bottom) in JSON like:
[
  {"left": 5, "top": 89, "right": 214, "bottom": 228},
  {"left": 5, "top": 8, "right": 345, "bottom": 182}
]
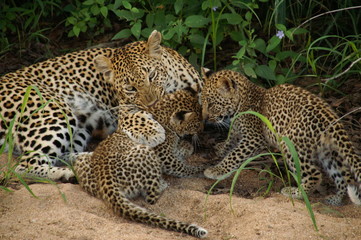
[
  {"left": 276, "top": 30, "right": 285, "bottom": 39},
  {"left": 212, "top": 6, "right": 218, "bottom": 11}
]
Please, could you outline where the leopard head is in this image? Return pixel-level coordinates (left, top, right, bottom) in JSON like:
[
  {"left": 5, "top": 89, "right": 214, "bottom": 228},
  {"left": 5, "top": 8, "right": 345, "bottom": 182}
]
[
  {"left": 94, "top": 30, "right": 168, "bottom": 106},
  {"left": 150, "top": 89, "right": 203, "bottom": 137},
  {"left": 201, "top": 69, "right": 251, "bottom": 124}
]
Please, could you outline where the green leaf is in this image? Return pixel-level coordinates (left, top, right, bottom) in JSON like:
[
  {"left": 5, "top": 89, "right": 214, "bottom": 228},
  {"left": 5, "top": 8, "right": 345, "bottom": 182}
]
[
  {"left": 276, "top": 51, "right": 298, "bottom": 61},
  {"left": 174, "top": 0, "right": 183, "bottom": 14},
  {"left": 83, "top": 0, "right": 94, "bottom": 6},
  {"left": 114, "top": 0, "right": 122, "bottom": 9},
  {"left": 96, "top": 0, "right": 105, "bottom": 5},
  {"left": 131, "top": 21, "right": 142, "bottom": 39},
  {"left": 141, "top": 28, "right": 152, "bottom": 38},
  {"left": 184, "top": 15, "right": 210, "bottom": 28},
  {"left": 269, "top": 60, "right": 277, "bottom": 71},
  {"left": 276, "top": 74, "right": 286, "bottom": 84},
  {"left": 163, "top": 28, "right": 176, "bottom": 40},
  {"left": 286, "top": 28, "right": 308, "bottom": 41},
  {"left": 230, "top": 31, "right": 245, "bottom": 42},
  {"left": 243, "top": 64, "right": 257, "bottom": 78},
  {"left": 222, "top": 13, "right": 243, "bottom": 25},
  {"left": 276, "top": 23, "right": 286, "bottom": 32},
  {"left": 255, "top": 65, "right": 276, "bottom": 80},
  {"left": 115, "top": 10, "right": 133, "bottom": 20},
  {"left": 235, "top": 46, "right": 246, "bottom": 59},
  {"left": 288, "top": 27, "right": 308, "bottom": 35},
  {"left": 189, "top": 33, "right": 205, "bottom": 46},
  {"left": 130, "top": 7, "right": 139, "bottom": 13},
  {"left": 245, "top": 11, "right": 252, "bottom": 22},
  {"left": 90, "top": 5, "right": 100, "bottom": 15},
  {"left": 100, "top": 6, "right": 108, "bottom": 18},
  {"left": 146, "top": 13, "right": 154, "bottom": 28},
  {"left": 67, "top": 16, "right": 77, "bottom": 25},
  {"left": 73, "top": 25, "right": 81, "bottom": 37},
  {"left": 266, "top": 36, "right": 281, "bottom": 53},
  {"left": 254, "top": 38, "right": 266, "bottom": 54},
  {"left": 112, "top": 29, "right": 131, "bottom": 40},
  {"left": 122, "top": 1, "right": 132, "bottom": 9}
]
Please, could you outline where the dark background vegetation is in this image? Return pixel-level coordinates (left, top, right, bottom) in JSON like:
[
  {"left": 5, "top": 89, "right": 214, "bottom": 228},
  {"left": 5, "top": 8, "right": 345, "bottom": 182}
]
[{"left": 0, "top": 0, "right": 360, "bottom": 145}]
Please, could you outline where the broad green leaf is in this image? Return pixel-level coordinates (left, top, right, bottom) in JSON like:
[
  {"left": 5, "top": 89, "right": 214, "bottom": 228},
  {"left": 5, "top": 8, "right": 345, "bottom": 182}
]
[
  {"left": 255, "top": 65, "right": 276, "bottom": 80},
  {"left": 276, "top": 74, "right": 286, "bottom": 84},
  {"left": 73, "top": 25, "right": 81, "bottom": 37},
  {"left": 230, "top": 31, "right": 245, "bottom": 42},
  {"left": 90, "top": 5, "right": 100, "bottom": 15},
  {"left": 235, "top": 46, "right": 246, "bottom": 59},
  {"left": 254, "top": 38, "right": 266, "bottom": 54},
  {"left": 276, "top": 23, "right": 286, "bottom": 32},
  {"left": 276, "top": 51, "right": 298, "bottom": 61},
  {"left": 268, "top": 60, "right": 277, "bottom": 71},
  {"left": 122, "top": 1, "right": 132, "bottom": 9},
  {"left": 288, "top": 27, "right": 308, "bottom": 35},
  {"left": 243, "top": 64, "right": 257, "bottom": 78},
  {"left": 115, "top": 10, "right": 133, "bottom": 20},
  {"left": 184, "top": 15, "right": 210, "bottom": 28},
  {"left": 131, "top": 21, "right": 142, "bottom": 39},
  {"left": 112, "top": 29, "right": 131, "bottom": 40},
  {"left": 141, "top": 28, "right": 153, "bottom": 38},
  {"left": 130, "top": 7, "right": 139, "bottom": 13},
  {"left": 67, "top": 16, "right": 77, "bottom": 25},
  {"left": 189, "top": 33, "right": 205, "bottom": 46},
  {"left": 174, "top": 0, "right": 183, "bottom": 14},
  {"left": 266, "top": 35, "right": 281, "bottom": 53},
  {"left": 96, "top": 0, "right": 104, "bottom": 5},
  {"left": 163, "top": 28, "right": 176, "bottom": 40},
  {"left": 114, "top": 0, "right": 122, "bottom": 9},
  {"left": 100, "top": 6, "right": 108, "bottom": 18},
  {"left": 245, "top": 11, "right": 252, "bottom": 22},
  {"left": 222, "top": 13, "right": 243, "bottom": 25},
  {"left": 83, "top": 0, "right": 94, "bottom": 6},
  {"left": 146, "top": 13, "right": 154, "bottom": 27}
]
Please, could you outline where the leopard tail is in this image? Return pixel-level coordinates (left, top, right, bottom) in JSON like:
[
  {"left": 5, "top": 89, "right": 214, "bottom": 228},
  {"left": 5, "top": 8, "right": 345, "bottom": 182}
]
[{"left": 108, "top": 193, "right": 208, "bottom": 238}]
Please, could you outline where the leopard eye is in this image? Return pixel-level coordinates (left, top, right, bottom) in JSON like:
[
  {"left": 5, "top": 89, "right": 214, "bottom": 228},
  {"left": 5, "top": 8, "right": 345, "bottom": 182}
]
[
  {"left": 124, "top": 85, "right": 137, "bottom": 93},
  {"left": 207, "top": 101, "right": 214, "bottom": 109}
]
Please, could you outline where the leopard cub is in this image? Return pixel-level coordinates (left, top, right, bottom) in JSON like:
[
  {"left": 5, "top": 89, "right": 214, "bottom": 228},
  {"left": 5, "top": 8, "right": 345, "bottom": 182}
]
[
  {"left": 201, "top": 69, "right": 361, "bottom": 206},
  {"left": 74, "top": 89, "right": 207, "bottom": 238}
]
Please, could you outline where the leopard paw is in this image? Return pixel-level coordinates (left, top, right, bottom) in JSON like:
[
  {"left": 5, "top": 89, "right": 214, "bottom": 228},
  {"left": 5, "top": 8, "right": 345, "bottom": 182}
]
[
  {"left": 120, "top": 111, "right": 166, "bottom": 147},
  {"left": 41, "top": 166, "right": 76, "bottom": 183},
  {"left": 281, "top": 186, "right": 303, "bottom": 200},
  {"left": 204, "top": 166, "right": 230, "bottom": 180},
  {"left": 159, "top": 179, "right": 169, "bottom": 192}
]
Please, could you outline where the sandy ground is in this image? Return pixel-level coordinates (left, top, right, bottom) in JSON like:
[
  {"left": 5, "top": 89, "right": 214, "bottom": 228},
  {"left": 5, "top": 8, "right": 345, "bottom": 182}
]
[{"left": 1, "top": 153, "right": 361, "bottom": 240}]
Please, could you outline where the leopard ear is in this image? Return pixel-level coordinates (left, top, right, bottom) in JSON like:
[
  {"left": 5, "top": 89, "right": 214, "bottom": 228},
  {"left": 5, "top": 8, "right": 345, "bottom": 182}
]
[
  {"left": 216, "top": 76, "right": 237, "bottom": 96},
  {"left": 147, "top": 30, "right": 162, "bottom": 60},
  {"left": 201, "top": 67, "right": 213, "bottom": 82},
  {"left": 94, "top": 55, "right": 114, "bottom": 83},
  {"left": 170, "top": 111, "right": 193, "bottom": 126}
]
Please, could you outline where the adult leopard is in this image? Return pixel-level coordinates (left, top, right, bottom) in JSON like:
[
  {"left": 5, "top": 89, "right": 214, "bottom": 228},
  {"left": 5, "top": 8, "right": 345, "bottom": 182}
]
[{"left": 0, "top": 30, "right": 202, "bottom": 182}]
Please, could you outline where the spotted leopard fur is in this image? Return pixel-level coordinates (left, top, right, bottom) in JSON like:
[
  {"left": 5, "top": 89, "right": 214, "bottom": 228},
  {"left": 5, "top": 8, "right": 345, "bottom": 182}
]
[
  {"left": 74, "top": 89, "right": 207, "bottom": 237},
  {"left": 201, "top": 69, "right": 361, "bottom": 205},
  {"left": 0, "top": 30, "right": 202, "bottom": 182}
]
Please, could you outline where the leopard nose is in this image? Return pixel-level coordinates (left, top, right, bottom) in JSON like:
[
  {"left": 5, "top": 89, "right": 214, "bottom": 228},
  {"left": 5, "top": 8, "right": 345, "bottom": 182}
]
[{"left": 202, "top": 108, "right": 208, "bottom": 121}]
